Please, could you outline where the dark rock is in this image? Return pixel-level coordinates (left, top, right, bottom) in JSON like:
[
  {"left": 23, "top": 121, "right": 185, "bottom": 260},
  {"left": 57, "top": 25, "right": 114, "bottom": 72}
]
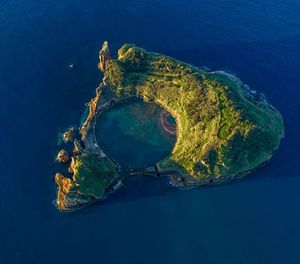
[
  {"left": 63, "top": 127, "right": 75, "bottom": 142},
  {"left": 56, "top": 149, "right": 70, "bottom": 163}
]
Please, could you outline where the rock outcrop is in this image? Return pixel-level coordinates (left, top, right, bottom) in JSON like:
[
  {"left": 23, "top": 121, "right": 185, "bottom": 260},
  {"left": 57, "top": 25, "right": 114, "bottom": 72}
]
[
  {"left": 63, "top": 127, "right": 75, "bottom": 142},
  {"left": 56, "top": 149, "right": 70, "bottom": 164},
  {"left": 54, "top": 173, "right": 79, "bottom": 210},
  {"left": 98, "top": 41, "right": 111, "bottom": 72}
]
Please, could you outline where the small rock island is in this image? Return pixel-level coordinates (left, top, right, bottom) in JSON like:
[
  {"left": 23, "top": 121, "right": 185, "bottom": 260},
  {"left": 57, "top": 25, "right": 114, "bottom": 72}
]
[{"left": 54, "top": 41, "right": 284, "bottom": 211}]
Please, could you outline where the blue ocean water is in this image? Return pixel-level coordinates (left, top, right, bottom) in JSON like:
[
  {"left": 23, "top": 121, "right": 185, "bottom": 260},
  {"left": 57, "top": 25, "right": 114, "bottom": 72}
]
[{"left": 0, "top": 0, "right": 300, "bottom": 263}]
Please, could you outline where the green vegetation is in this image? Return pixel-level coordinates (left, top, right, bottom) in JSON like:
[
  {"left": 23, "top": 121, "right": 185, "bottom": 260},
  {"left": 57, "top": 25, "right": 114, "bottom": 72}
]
[
  {"left": 72, "top": 153, "right": 118, "bottom": 199},
  {"left": 105, "top": 44, "right": 284, "bottom": 182},
  {"left": 55, "top": 125, "right": 120, "bottom": 211}
]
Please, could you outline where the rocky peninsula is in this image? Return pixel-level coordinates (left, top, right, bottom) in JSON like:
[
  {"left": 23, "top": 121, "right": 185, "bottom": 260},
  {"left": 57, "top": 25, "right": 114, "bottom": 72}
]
[{"left": 54, "top": 41, "right": 284, "bottom": 211}]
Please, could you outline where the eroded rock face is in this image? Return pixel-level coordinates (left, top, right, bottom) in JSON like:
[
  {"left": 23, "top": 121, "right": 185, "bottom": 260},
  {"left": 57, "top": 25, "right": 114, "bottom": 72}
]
[
  {"left": 80, "top": 86, "right": 102, "bottom": 136},
  {"left": 98, "top": 41, "right": 111, "bottom": 72},
  {"left": 55, "top": 150, "right": 120, "bottom": 211},
  {"left": 160, "top": 110, "right": 176, "bottom": 135},
  {"left": 56, "top": 150, "right": 70, "bottom": 163},
  {"left": 54, "top": 172, "right": 95, "bottom": 211},
  {"left": 63, "top": 127, "right": 75, "bottom": 143},
  {"left": 54, "top": 173, "right": 78, "bottom": 210}
]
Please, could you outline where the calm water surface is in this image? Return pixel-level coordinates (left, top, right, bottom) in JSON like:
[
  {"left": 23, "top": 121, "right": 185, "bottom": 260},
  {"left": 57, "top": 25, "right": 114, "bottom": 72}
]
[
  {"left": 96, "top": 101, "right": 175, "bottom": 168},
  {"left": 1, "top": 0, "right": 300, "bottom": 263}
]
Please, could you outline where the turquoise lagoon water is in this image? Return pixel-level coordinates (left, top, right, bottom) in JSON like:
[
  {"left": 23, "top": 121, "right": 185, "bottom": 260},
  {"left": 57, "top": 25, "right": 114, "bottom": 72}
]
[{"left": 96, "top": 101, "right": 175, "bottom": 168}]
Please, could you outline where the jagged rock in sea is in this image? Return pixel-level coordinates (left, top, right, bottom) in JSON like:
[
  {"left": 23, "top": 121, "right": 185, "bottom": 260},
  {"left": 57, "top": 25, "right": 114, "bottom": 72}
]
[
  {"left": 56, "top": 149, "right": 70, "bottom": 164},
  {"left": 98, "top": 41, "right": 111, "bottom": 72},
  {"left": 63, "top": 127, "right": 75, "bottom": 143}
]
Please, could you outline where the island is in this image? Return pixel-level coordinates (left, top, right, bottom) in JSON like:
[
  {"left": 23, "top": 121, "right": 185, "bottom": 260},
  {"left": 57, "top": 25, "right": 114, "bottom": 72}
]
[{"left": 54, "top": 41, "right": 284, "bottom": 211}]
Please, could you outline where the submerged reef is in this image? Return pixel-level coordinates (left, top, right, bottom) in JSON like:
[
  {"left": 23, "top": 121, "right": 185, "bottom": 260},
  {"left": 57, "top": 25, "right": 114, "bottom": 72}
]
[{"left": 54, "top": 41, "right": 284, "bottom": 211}]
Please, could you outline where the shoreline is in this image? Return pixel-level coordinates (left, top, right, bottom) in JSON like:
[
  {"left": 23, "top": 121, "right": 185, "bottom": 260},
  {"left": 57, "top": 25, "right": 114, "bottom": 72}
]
[
  {"left": 54, "top": 42, "right": 284, "bottom": 212},
  {"left": 159, "top": 110, "right": 176, "bottom": 136}
]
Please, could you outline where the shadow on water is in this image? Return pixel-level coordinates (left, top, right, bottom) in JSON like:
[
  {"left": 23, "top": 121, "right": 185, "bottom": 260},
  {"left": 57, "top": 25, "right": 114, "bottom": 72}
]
[{"left": 63, "top": 164, "right": 281, "bottom": 215}]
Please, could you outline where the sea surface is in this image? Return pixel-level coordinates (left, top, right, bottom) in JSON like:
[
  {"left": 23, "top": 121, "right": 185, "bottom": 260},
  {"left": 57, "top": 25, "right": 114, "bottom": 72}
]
[{"left": 1, "top": 0, "right": 300, "bottom": 263}]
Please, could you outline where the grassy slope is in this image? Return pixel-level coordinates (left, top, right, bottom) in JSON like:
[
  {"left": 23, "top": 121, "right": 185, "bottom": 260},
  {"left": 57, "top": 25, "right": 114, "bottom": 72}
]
[
  {"left": 105, "top": 44, "right": 284, "bottom": 182},
  {"left": 73, "top": 153, "right": 118, "bottom": 199}
]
